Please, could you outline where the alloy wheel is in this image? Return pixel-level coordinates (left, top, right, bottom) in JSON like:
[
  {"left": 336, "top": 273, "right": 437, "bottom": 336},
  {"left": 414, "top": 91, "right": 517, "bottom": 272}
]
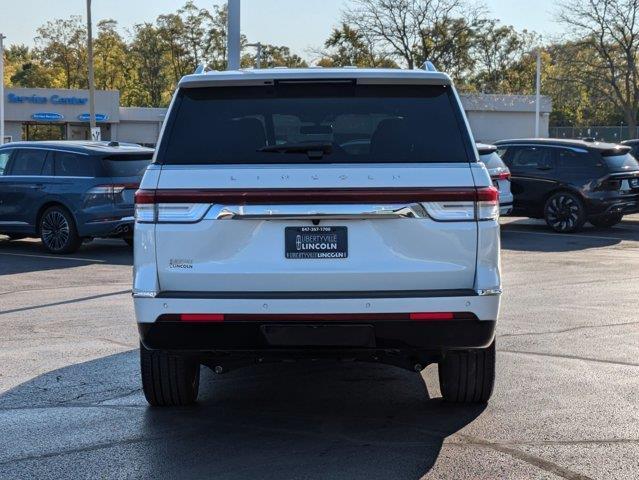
[
  {"left": 41, "top": 211, "right": 70, "bottom": 251},
  {"left": 546, "top": 195, "right": 580, "bottom": 232}
]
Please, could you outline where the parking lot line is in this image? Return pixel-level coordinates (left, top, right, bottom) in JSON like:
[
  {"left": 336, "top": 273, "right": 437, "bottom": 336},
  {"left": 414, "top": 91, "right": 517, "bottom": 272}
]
[
  {"left": 0, "top": 290, "right": 131, "bottom": 316},
  {"left": 0, "top": 252, "right": 106, "bottom": 263},
  {"left": 502, "top": 229, "right": 625, "bottom": 242}
]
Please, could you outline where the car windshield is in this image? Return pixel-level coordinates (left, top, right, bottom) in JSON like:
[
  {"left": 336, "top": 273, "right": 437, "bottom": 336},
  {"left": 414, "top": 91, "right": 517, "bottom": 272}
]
[
  {"left": 157, "top": 83, "right": 473, "bottom": 164},
  {"left": 603, "top": 153, "right": 639, "bottom": 172},
  {"left": 102, "top": 154, "right": 153, "bottom": 177}
]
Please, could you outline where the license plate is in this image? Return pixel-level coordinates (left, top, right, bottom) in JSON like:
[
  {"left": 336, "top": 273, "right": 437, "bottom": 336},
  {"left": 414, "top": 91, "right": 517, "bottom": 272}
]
[{"left": 285, "top": 226, "right": 348, "bottom": 259}]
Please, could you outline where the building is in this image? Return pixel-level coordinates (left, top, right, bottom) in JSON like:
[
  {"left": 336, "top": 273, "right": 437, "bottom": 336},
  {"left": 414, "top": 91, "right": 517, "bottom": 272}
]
[
  {"left": 2, "top": 87, "right": 165, "bottom": 146},
  {"left": 461, "top": 94, "right": 552, "bottom": 144},
  {"left": 2, "top": 87, "right": 551, "bottom": 146}
]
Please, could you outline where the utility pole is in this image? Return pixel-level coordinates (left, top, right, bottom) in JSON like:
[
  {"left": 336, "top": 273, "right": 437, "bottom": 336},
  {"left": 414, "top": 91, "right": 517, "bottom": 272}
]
[
  {"left": 227, "top": 0, "right": 241, "bottom": 70},
  {"left": 0, "top": 33, "right": 5, "bottom": 145},
  {"left": 534, "top": 49, "right": 541, "bottom": 138},
  {"left": 86, "top": 0, "right": 98, "bottom": 140},
  {"left": 246, "top": 42, "right": 262, "bottom": 69}
]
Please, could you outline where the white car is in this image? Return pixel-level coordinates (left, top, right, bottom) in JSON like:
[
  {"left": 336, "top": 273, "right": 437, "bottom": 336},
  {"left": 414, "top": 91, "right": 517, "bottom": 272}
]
[
  {"left": 133, "top": 68, "right": 501, "bottom": 406},
  {"left": 477, "top": 143, "right": 513, "bottom": 215}
]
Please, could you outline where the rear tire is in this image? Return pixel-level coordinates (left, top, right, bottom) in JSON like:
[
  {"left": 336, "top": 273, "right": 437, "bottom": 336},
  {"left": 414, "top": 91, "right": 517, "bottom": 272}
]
[
  {"left": 438, "top": 341, "right": 495, "bottom": 403},
  {"left": 589, "top": 213, "right": 623, "bottom": 229},
  {"left": 39, "top": 206, "right": 81, "bottom": 254},
  {"left": 140, "top": 343, "right": 200, "bottom": 406},
  {"left": 544, "top": 192, "right": 586, "bottom": 233}
]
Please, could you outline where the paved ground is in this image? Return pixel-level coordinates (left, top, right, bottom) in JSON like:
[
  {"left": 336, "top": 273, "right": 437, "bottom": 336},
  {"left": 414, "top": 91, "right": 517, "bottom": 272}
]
[{"left": 0, "top": 216, "right": 638, "bottom": 480}]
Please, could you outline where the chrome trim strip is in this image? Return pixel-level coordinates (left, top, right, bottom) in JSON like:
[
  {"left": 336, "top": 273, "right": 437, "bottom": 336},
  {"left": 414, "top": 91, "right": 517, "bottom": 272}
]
[
  {"left": 0, "top": 221, "right": 29, "bottom": 225},
  {"left": 203, "top": 203, "right": 428, "bottom": 220},
  {"left": 476, "top": 288, "right": 502, "bottom": 296},
  {"left": 0, "top": 146, "right": 90, "bottom": 156}
]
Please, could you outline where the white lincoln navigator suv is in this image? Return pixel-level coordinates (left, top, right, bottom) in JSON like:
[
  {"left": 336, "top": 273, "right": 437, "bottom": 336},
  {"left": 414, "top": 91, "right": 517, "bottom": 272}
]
[{"left": 133, "top": 68, "right": 501, "bottom": 406}]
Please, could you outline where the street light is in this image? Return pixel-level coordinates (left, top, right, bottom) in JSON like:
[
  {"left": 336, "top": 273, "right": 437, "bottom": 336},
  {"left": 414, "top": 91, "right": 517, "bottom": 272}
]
[
  {"left": 86, "top": 0, "right": 98, "bottom": 140},
  {"left": 0, "top": 33, "right": 6, "bottom": 145},
  {"left": 246, "top": 42, "right": 263, "bottom": 69}
]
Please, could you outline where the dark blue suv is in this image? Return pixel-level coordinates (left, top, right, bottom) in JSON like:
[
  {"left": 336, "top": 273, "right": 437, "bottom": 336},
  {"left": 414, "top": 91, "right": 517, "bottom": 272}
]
[{"left": 0, "top": 141, "right": 153, "bottom": 253}]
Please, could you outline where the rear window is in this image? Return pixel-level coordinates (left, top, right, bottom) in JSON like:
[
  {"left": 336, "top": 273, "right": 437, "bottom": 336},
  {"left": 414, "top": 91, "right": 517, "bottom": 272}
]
[
  {"left": 102, "top": 154, "right": 153, "bottom": 177},
  {"left": 54, "top": 152, "right": 98, "bottom": 177},
  {"left": 479, "top": 152, "right": 505, "bottom": 170},
  {"left": 157, "top": 83, "right": 473, "bottom": 164},
  {"left": 603, "top": 153, "right": 639, "bottom": 172}
]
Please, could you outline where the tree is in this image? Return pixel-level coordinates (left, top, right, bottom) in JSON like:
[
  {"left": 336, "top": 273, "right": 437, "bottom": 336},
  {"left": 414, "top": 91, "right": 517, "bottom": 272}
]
[
  {"left": 258, "top": 45, "right": 308, "bottom": 68},
  {"left": 130, "top": 23, "right": 170, "bottom": 107},
  {"left": 317, "top": 22, "right": 397, "bottom": 67},
  {"left": 94, "top": 19, "right": 129, "bottom": 91},
  {"left": 35, "top": 16, "right": 87, "bottom": 89},
  {"left": 343, "top": 0, "right": 482, "bottom": 71},
  {"left": 558, "top": 0, "right": 639, "bottom": 137},
  {"left": 471, "top": 21, "right": 539, "bottom": 93}
]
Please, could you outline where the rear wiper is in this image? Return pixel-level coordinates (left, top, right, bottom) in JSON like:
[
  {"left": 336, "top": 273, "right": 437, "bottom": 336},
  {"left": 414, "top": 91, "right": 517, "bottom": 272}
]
[{"left": 257, "top": 143, "right": 333, "bottom": 159}]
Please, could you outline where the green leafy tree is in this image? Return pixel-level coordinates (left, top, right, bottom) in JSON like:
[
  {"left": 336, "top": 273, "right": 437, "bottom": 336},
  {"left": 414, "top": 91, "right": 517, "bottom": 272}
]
[
  {"left": 94, "top": 19, "right": 129, "bottom": 91},
  {"left": 130, "top": 23, "right": 170, "bottom": 107},
  {"left": 35, "top": 16, "right": 87, "bottom": 89}
]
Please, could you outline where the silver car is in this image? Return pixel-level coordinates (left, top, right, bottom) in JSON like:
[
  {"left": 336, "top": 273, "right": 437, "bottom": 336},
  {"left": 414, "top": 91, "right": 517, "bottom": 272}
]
[{"left": 477, "top": 143, "right": 513, "bottom": 215}]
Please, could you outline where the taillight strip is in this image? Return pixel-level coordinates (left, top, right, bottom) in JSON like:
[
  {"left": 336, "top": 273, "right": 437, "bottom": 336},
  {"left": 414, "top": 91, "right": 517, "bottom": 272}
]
[{"left": 136, "top": 187, "right": 497, "bottom": 204}]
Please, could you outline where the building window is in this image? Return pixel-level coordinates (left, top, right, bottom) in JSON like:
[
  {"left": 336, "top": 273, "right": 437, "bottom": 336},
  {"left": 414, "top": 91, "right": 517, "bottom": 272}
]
[{"left": 22, "top": 123, "right": 66, "bottom": 141}]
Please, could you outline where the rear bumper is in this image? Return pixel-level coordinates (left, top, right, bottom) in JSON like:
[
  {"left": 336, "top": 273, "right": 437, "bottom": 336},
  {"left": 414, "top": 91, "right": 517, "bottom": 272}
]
[
  {"left": 138, "top": 319, "right": 496, "bottom": 352},
  {"left": 80, "top": 216, "right": 134, "bottom": 237},
  {"left": 586, "top": 194, "right": 639, "bottom": 217},
  {"left": 135, "top": 292, "right": 500, "bottom": 355}
]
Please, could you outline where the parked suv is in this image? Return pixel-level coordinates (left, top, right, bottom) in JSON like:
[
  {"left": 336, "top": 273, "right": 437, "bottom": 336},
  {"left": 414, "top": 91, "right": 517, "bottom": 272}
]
[
  {"left": 134, "top": 68, "right": 501, "bottom": 406},
  {"left": 477, "top": 143, "right": 513, "bottom": 215},
  {"left": 0, "top": 141, "right": 153, "bottom": 253},
  {"left": 495, "top": 138, "right": 639, "bottom": 232}
]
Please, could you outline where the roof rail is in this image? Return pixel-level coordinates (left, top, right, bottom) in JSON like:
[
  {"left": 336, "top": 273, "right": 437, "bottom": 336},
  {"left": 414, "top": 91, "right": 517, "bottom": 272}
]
[{"left": 422, "top": 61, "right": 437, "bottom": 72}]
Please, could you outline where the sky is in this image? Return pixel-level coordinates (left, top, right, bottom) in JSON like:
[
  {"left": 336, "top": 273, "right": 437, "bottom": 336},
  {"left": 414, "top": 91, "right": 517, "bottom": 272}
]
[{"left": 0, "top": 0, "right": 561, "bottom": 58}]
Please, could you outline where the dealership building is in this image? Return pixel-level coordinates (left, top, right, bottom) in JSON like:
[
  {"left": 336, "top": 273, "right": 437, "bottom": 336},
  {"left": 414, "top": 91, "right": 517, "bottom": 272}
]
[{"left": 2, "top": 87, "right": 551, "bottom": 146}]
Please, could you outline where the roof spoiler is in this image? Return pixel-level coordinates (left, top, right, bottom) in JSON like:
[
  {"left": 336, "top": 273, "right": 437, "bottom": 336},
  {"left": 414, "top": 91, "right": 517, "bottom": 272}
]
[
  {"left": 601, "top": 145, "right": 631, "bottom": 156},
  {"left": 476, "top": 144, "right": 497, "bottom": 155}
]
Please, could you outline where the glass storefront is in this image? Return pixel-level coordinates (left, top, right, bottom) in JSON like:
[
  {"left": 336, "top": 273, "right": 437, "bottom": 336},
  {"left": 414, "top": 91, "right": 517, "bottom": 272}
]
[{"left": 22, "top": 123, "right": 66, "bottom": 141}]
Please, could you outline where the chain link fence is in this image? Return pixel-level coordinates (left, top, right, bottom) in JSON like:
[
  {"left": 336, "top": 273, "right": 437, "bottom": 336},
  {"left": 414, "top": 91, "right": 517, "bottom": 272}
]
[{"left": 549, "top": 126, "right": 637, "bottom": 143}]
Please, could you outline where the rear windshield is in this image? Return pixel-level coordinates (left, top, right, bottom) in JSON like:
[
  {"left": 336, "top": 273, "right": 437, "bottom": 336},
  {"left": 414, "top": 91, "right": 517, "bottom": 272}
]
[
  {"left": 157, "top": 83, "right": 473, "bottom": 164},
  {"left": 479, "top": 152, "right": 506, "bottom": 170},
  {"left": 603, "top": 153, "right": 639, "bottom": 172},
  {"left": 101, "top": 154, "right": 153, "bottom": 177}
]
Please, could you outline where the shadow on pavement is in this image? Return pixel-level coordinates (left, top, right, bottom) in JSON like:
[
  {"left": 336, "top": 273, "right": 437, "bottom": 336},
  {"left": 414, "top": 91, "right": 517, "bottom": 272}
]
[
  {"left": 0, "top": 350, "right": 485, "bottom": 479},
  {"left": 0, "top": 237, "right": 132, "bottom": 275},
  {"left": 500, "top": 218, "right": 639, "bottom": 252}
]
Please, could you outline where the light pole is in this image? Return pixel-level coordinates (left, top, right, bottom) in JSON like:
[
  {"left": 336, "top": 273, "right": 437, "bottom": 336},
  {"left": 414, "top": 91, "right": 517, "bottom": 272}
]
[
  {"left": 0, "top": 33, "right": 5, "bottom": 145},
  {"left": 86, "top": 0, "right": 98, "bottom": 140},
  {"left": 227, "top": 0, "right": 241, "bottom": 70},
  {"left": 246, "top": 42, "right": 262, "bottom": 69},
  {"left": 534, "top": 49, "right": 541, "bottom": 138}
]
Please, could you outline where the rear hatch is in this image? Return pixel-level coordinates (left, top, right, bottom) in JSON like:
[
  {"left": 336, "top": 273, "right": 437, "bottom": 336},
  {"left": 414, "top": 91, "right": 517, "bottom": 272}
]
[
  {"left": 147, "top": 81, "right": 487, "bottom": 293},
  {"left": 101, "top": 153, "right": 153, "bottom": 206}
]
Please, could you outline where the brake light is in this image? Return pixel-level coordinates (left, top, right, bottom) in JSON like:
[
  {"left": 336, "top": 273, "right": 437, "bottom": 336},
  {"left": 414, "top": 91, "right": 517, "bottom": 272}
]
[
  {"left": 491, "top": 172, "right": 511, "bottom": 181},
  {"left": 476, "top": 186, "right": 499, "bottom": 221},
  {"left": 86, "top": 184, "right": 138, "bottom": 207},
  {"left": 423, "top": 186, "right": 498, "bottom": 221},
  {"left": 180, "top": 314, "right": 224, "bottom": 323},
  {"left": 410, "top": 312, "right": 454, "bottom": 321}
]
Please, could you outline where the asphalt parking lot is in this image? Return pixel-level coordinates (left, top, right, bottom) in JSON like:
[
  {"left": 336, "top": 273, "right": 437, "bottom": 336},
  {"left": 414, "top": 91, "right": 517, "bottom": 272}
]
[{"left": 0, "top": 217, "right": 638, "bottom": 480}]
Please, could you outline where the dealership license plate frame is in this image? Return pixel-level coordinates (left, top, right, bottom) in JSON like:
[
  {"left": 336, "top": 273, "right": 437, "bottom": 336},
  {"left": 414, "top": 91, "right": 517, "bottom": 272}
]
[{"left": 285, "top": 226, "right": 348, "bottom": 259}]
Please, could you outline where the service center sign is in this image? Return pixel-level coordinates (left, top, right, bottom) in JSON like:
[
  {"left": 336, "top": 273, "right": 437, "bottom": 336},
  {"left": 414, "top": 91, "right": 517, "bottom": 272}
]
[{"left": 7, "top": 93, "right": 88, "bottom": 105}]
